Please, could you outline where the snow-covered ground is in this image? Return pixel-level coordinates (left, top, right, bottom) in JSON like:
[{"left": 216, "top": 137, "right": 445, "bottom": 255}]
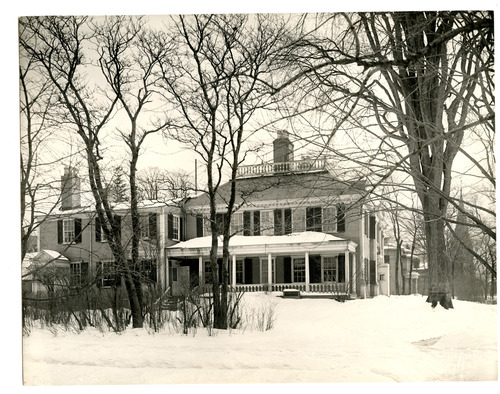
[{"left": 21, "top": 293, "right": 498, "bottom": 389}]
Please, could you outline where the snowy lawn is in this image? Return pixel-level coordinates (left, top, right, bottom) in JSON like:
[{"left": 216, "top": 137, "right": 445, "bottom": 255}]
[{"left": 22, "top": 293, "right": 498, "bottom": 385}]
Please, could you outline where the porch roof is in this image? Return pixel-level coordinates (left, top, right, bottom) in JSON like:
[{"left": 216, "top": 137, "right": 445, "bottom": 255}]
[{"left": 166, "top": 231, "right": 357, "bottom": 258}]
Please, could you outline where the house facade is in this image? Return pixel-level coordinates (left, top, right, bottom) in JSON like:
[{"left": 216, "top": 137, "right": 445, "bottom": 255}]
[
  {"left": 33, "top": 134, "right": 388, "bottom": 299},
  {"left": 166, "top": 132, "right": 388, "bottom": 298},
  {"left": 384, "top": 244, "right": 420, "bottom": 295}
]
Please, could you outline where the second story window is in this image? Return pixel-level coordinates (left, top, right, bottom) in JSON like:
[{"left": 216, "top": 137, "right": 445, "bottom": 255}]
[
  {"left": 57, "top": 218, "right": 82, "bottom": 244},
  {"left": 231, "top": 212, "right": 244, "bottom": 235},
  {"left": 172, "top": 215, "right": 179, "bottom": 240},
  {"left": 306, "top": 207, "right": 322, "bottom": 232},
  {"left": 142, "top": 213, "right": 158, "bottom": 240}
]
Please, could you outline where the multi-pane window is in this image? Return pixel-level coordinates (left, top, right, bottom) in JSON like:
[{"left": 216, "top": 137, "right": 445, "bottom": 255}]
[
  {"left": 274, "top": 209, "right": 292, "bottom": 235},
  {"left": 70, "top": 262, "right": 88, "bottom": 287},
  {"left": 260, "top": 258, "right": 275, "bottom": 284},
  {"left": 231, "top": 212, "right": 244, "bottom": 235},
  {"left": 292, "top": 258, "right": 306, "bottom": 283},
  {"left": 172, "top": 215, "right": 179, "bottom": 240},
  {"left": 97, "top": 261, "right": 116, "bottom": 288},
  {"left": 63, "top": 218, "right": 75, "bottom": 243},
  {"left": 306, "top": 207, "right": 322, "bottom": 232},
  {"left": 323, "top": 257, "right": 337, "bottom": 282},
  {"left": 236, "top": 260, "right": 244, "bottom": 284},
  {"left": 261, "top": 210, "right": 273, "bottom": 235},
  {"left": 140, "top": 215, "right": 150, "bottom": 238},
  {"left": 204, "top": 261, "right": 212, "bottom": 285}
]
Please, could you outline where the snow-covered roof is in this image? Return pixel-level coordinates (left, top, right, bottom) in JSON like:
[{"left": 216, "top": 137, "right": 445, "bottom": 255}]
[{"left": 167, "top": 232, "right": 357, "bottom": 257}]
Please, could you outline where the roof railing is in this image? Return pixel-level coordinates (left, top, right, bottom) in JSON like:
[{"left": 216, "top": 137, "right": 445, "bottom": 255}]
[{"left": 236, "top": 158, "right": 327, "bottom": 178}]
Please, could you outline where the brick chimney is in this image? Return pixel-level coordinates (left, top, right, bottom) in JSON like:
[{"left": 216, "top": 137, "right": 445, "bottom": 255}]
[
  {"left": 61, "top": 166, "right": 81, "bottom": 210},
  {"left": 273, "top": 130, "right": 294, "bottom": 163}
]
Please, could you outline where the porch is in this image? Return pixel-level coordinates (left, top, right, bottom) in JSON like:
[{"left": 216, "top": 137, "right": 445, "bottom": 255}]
[{"left": 164, "top": 232, "right": 358, "bottom": 297}]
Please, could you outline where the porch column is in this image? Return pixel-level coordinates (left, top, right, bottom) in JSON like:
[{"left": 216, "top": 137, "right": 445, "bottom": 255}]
[
  {"left": 351, "top": 251, "right": 357, "bottom": 297},
  {"left": 198, "top": 256, "right": 203, "bottom": 286},
  {"left": 267, "top": 253, "right": 272, "bottom": 290},
  {"left": 232, "top": 255, "right": 237, "bottom": 286},
  {"left": 305, "top": 251, "right": 310, "bottom": 292},
  {"left": 344, "top": 250, "right": 350, "bottom": 294},
  {"left": 166, "top": 257, "right": 170, "bottom": 290}
]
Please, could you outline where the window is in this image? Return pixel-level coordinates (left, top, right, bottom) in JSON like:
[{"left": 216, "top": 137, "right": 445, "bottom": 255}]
[
  {"left": 97, "top": 261, "right": 117, "bottom": 288},
  {"left": 172, "top": 215, "right": 179, "bottom": 240},
  {"left": 58, "top": 218, "right": 82, "bottom": 244},
  {"left": 322, "top": 207, "right": 337, "bottom": 232},
  {"left": 167, "top": 213, "right": 180, "bottom": 240},
  {"left": 140, "top": 215, "right": 150, "bottom": 238},
  {"left": 274, "top": 208, "right": 292, "bottom": 235},
  {"left": 261, "top": 210, "right": 273, "bottom": 235},
  {"left": 231, "top": 212, "right": 243, "bottom": 235},
  {"left": 323, "top": 257, "right": 337, "bottom": 282},
  {"left": 204, "top": 261, "right": 212, "bottom": 285},
  {"left": 63, "top": 218, "right": 75, "bottom": 243},
  {"left": 306, "top": 207, "right": 322, "bottom": 232},
  {"left": 292, "top": 258, "right": 305, "bottom": 283},
  {"left": 70, "top": 261, "right": 88, "bottom": 287},
  {"left": 236, "top": 260, "right": 244, "bottom": 284}
]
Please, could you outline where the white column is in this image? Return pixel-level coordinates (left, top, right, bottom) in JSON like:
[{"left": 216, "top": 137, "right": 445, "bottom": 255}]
[
  {"left": 305, "top": 251, "right": 310, "bottom": 292},
  {"left": 344, "top": 250, "right": 350, "bottom": 295},
  {"left": 198, "top": 256, "right": 203, "bottom": 286},
  {"left": 165, "top": 257, "right": 170, "bottom": 290},
  {"left": 232, "top": 255, "right": 237, "bottom": 286},
  {"left": 351, "top": 250, "right": 356, "bottom": 297},
  {"left": 267, "top": 253, "right": 272, "bottom": 290}
]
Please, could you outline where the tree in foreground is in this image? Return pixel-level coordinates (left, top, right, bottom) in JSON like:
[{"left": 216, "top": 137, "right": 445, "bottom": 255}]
[{"left": 278, "top": 11, "right": 494, "bottom": 308}]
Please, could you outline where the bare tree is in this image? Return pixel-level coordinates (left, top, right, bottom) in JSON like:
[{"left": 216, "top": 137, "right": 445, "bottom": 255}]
[
  {"left": 158, "top": 14, "right": 288, "bottom": 328},
  {"left": 276, "top": 12, "right": 494, "bottom": 309},
  {"left": 137, "top": 167, "right": 193, "bottom": 201}
]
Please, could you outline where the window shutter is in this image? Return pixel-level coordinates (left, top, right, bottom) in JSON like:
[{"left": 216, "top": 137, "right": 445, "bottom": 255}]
[
  {"left": 81, "top": 261, "right": 89, "bottom": 284},
  {"left": 243, "top": 211, "right": 251, "bottom": 236},
  {"left": 96, "top": 262, "right": 102, "bottom": 287},
  {"left": 274, "top": 209, "right": 283, "bottom": 235},
  {"left": 253, "top": 211, "right": 260, "bottom": 236},
  {"left": 284, "top": 209, "right": 292, "bottom": 234},
  {"left": 292, "top": 208, "right": 305, "bottom": 232},
  {"left": 149, "top": 213, "right": 157, "bottom": 238},
  {"left": 306, "top": 207, "right": 313, "bottom": 231},
  {"left": 370, "top": 260, "right": 376, "bottom": 284},
  {"left": 57, "top": 219, "right": 63, "bottom": 244},
  {"left": 74, "top": 218, "right": 82, "bottom": 243},
  {"left": 95, "top": 217, "right": 101, "bottom": 242},
  {"left": 167, "top": 213, "right": 173, "bottom": 239},
  {"left": 196, "top": 216, "right": 203, "bottom": 237},
  {"left": 114, "top": 215, "right": 122, "bottom": 239},
  {"left": 180, "top": 217, "right": 184, "bottom": 241},
  {"left": 369, "top": 216, "right": 376, "bottom": 240},
  {"left": 336, "top": 204, "right": 346, "bottom": 232}
]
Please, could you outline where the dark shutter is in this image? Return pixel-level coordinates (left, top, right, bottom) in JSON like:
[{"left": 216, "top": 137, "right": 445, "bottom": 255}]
[
  {"left": 338, "top": 255, "right": 346, "bottom": 283},
  {"left": 114, "top": 215, "right": 122, "bottom": 239},
  {"left": 180, "top": 217, "right": 184, "bottom": 241},
  {"left": 370, "top": 260, "right": 376, "bottom": 284},
  {"left": 253, "top": 211, "right": 260, "bottom": 236},
  {"left": 306, "top": 207, "right": 313, "bottom": 231},
  {"left": 243, "top": 211, "right": 251, "bottom": 236},
  {"left": 274, "top": 209, "right": 283, "bottom": 235},
  {"left": 196, "top": 216, "right": 203, "bottom": 237},
  {"left": 149, "top": 213, "right": 157, "bottom": 238},
  {"left": 81, "top": 261, "right": 89, "bottom": 284},
  {"left": 284, "top": 208, "right": 292, "bottom": 234},
  {"left": 167, "top": 213, "right": 173, "bottom": 239},
  {"left": 74, "top": 218, "right": 82, "bottom": 243},
  {"left": 284, "top": 257, "right": 292, "bottom": 283},
  {"left": 96, "top": 262, "right": 102, "bottom": 287},
  {"left": 310, "top": 255, "right": 322, "bottom": 283},
  {"left": 95, "top": 217, "right": 101, "bottom": 242},
  {"left": 57, "top": 219, "right": 63, "bottom": 244},
  {"left": 216, "top": 213, "right": 225, "bottom": 233},
  {"left": 369, "top": 216, "right": 376, "bottom": 240},
  {"left": 337, "top": 204, "right": 346, "bottom": 232},
  {"left": 244, "top": 258, "right": 253, "bottom": 285}
]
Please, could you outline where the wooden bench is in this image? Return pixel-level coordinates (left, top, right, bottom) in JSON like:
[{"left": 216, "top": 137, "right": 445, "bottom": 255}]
[{"left": 283, "top": 289, "right": 301, "bottom": 298}]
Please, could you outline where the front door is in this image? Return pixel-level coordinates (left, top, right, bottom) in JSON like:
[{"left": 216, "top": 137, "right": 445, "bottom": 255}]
[{"left": 172, "top": 266, "right": 190, "bottom": 296}]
